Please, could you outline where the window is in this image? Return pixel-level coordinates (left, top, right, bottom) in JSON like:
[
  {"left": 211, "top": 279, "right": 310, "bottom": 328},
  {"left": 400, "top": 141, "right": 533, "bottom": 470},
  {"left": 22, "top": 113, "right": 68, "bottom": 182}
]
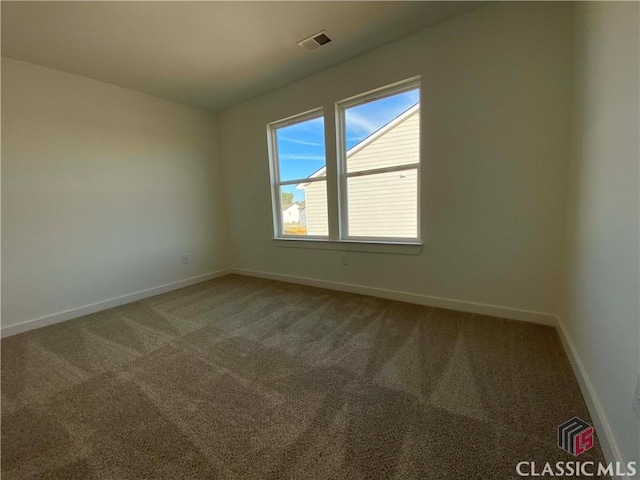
[
  {"left": 267, "top": 77, "right": 420, "bottom": 245},
  {"left": 337, "top": 80, "right": 420, "bottom": 241},
  {"left": 267, "top": 109, "right": 328, "bottom": 238}
]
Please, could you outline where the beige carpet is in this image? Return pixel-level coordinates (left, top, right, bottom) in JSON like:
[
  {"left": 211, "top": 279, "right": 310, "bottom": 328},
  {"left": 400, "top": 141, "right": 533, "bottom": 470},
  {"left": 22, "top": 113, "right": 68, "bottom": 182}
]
[{"left": 2, "top": 274, "right": 605, "bottom": 479}]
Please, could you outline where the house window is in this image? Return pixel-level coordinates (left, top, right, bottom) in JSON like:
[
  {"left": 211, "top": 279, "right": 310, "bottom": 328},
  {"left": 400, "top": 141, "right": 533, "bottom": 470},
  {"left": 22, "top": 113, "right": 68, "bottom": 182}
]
[
  {"left": 337, "top": 79, "right": 420, "bottom": 241},
  {"left": 267, "top": 77, "right": 420, "bottom": 244},
  {"left": 267, "top": 109, "right": 328, "bottom": 238}
]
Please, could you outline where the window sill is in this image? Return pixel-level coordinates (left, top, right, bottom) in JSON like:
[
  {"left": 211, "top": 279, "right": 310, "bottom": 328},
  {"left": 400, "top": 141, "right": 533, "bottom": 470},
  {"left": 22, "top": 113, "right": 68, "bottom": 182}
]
[{"left": 273, "top": 238, "right": 422, "bottom": 255}]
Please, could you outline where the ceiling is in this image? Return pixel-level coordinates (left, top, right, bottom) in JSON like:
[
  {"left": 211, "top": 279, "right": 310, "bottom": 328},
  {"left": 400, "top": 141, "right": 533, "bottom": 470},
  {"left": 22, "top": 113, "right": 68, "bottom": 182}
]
[{"left": 2, "top": 1, "right": 486, "bottom": 112}]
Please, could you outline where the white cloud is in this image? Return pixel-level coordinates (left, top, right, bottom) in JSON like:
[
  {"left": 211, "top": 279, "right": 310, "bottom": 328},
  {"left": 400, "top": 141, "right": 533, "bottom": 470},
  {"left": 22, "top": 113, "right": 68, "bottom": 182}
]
[
  {"left": 345, "top": 92, "right": 419, "bottom": 142},
  {"left": 279, "top": 137, "right": 323, "bottom": 147},
  {"left": 345, "top": 111, "right": 378, "bottom": 135},
  {"left": 279, "top": 154, "right": 325, "bottom": 161}
]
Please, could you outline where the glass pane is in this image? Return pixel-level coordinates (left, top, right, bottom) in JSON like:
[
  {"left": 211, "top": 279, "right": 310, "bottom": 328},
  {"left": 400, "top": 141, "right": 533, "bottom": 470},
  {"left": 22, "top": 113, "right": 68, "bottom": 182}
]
[
  {"left": 344, "top": 88, "right": 419, "bottom": 173},
  {"left": 346, "top": 168, "right": 418, "bottom": 238},
  {"left": 276, "top": 116, "right": 326, "bottom": 182},
  {"left": 280, "top": 181, "right": 328, "bottom": 237}
]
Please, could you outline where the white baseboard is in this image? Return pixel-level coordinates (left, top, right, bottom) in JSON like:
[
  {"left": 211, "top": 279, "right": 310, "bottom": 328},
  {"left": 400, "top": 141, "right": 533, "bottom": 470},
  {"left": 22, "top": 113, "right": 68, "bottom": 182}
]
[
  {"left": 1, "top": 269, "right": 231, "bottom": 338},
  {"left": 2, "top": 267, "right": 556, "bottom": 338},
  {"left": 555, "top": 315, "right": 627, "bottom": 475},
  {"left": 229, "top": 268, "right": 557, "bottom": 326}
]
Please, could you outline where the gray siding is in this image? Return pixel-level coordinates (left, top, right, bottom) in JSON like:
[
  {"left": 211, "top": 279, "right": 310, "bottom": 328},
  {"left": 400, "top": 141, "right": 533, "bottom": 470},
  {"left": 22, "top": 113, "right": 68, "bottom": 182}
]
[
  {"left": 301, "top": 181, "right": 328, "bottom": 236},
  {"left": 346, "top": 109, "right": 419, "bottom": 237},
  {"left": 347, "top": 168, "right": 418, "bottom": 238},
  {"left": 347, "top": 110, "right": 419, "bottom": 173},
  {"left": 301, "top": 109, "right": 419, "bottom": 238}
]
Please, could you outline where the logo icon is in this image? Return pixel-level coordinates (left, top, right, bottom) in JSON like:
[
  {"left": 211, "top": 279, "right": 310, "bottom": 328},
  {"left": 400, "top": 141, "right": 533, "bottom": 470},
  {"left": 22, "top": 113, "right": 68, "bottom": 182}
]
[{"left": 558, "top": 417, "right": 594, "bottom": 456}]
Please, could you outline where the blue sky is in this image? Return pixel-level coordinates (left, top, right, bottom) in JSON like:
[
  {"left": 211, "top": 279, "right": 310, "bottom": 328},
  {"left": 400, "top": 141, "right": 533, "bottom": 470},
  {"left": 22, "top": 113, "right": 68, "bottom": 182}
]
[{"left": 277, "top": 88, "right": 419, "bottom": 202}]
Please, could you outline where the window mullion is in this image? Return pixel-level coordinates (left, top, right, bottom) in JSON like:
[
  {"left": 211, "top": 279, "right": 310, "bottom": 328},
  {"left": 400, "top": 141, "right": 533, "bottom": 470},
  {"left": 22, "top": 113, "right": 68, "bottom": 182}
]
[
  {"left": 323, "top": 103, "right": 340, "bottom": 241},
  {"left": 278, "top": 176, "right": 326, "bottom": 186},
  {"left": 345, "top": 163, "right": 419, "bottom": 179},
  {"left": 336, "top": 104, "right": 349, "bottom": 240}
]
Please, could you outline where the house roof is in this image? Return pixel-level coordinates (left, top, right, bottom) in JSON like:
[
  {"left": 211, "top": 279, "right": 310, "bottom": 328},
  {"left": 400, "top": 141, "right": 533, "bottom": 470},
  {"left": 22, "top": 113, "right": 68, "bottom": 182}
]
[{"left": 297, "top": 102, "right": 419, "bottom": 189}]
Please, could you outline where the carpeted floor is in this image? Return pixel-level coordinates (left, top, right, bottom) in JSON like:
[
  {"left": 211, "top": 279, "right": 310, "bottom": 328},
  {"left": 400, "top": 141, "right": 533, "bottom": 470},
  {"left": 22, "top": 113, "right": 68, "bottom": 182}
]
[{"left": 2, "top": 274, "right": 605, "bottom": 479}]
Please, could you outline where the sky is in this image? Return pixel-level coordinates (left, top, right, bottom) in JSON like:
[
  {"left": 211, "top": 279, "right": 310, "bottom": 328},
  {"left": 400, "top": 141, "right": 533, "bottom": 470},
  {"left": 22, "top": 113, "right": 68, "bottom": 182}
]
[{"left": 277, "top": 88, "right": 419, "bottom": 202}]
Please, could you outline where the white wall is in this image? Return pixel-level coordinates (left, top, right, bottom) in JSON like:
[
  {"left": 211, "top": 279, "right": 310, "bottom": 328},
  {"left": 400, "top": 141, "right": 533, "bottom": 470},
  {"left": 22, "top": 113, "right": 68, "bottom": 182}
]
[
  {"left": 561, "top": 2, "right": 640, "bottom": 468},
  {"left": 219, "top": 2, "right": 572, "bottom": 317},
  {"left": 1, "top": 58, "right": 229, "bottom": 330}
]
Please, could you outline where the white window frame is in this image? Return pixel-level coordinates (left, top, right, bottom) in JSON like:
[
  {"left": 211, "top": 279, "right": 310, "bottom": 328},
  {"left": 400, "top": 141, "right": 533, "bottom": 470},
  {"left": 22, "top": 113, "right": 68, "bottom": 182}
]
[
  {"left": 336, "top": 77, "right": 421, "bottom": 243},
  {"left": 266, "top": 107, "right": 329, "bottom": 240},
  {"left": 266, "top": 76, "right": 421, "bottom": 248}
]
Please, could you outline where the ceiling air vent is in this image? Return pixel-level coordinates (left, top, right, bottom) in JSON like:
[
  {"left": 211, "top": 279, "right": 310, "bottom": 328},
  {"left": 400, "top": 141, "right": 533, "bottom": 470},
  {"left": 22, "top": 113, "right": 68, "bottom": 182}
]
[{"left": 297, "top": 30, "right": 332, "bottom": 51}]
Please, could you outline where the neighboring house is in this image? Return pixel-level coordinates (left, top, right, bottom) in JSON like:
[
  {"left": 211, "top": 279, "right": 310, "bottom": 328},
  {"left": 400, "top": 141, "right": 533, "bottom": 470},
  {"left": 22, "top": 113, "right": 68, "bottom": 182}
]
[
  {"left": 299, "top": 104, "right": 419, "bottom": 237},
  {"left": 298, "top": 201, "right": 307, "bottom": 227},
  {"left": 282, "top": 203, "right": 300, "bottom": 224}
]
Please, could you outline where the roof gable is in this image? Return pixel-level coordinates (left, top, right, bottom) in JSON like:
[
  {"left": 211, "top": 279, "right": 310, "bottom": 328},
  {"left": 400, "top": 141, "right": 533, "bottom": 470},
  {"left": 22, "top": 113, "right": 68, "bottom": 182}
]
[{"left": 298, "top": 103, "right": 419, "bottom": 187}]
